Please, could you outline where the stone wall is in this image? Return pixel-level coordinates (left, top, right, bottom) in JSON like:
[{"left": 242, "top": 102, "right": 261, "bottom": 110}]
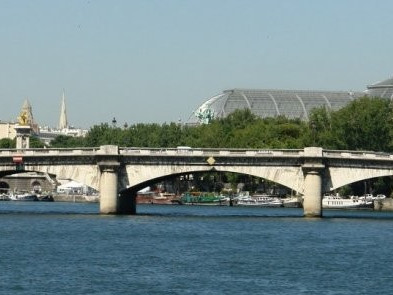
[
  {"left": 53, "top": 194, "right": 99, "bottom": 203},
  {"left": 0, "top": 174, "right": 56, "bottom": 193},
  {"left": 374, "top": 199, "right": 393, "bottom": 211}
]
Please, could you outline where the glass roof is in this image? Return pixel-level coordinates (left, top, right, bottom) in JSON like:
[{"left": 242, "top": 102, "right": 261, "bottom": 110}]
[{"left": 190, "top": 76, "right": 393, "bottom": 124}]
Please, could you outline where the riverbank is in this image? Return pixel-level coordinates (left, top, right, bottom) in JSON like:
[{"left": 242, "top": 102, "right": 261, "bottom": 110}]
[
  {"left": 52, "top": 194, "right": 99, "bottom": 203},
  {"left": 374, "top": 198, "right": 393, "bottom": 211}
]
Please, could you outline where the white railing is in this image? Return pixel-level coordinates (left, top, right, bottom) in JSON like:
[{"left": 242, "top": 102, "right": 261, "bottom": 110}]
[
  {"left": 0, "top": 147, "right": 99, "bottom": 156},
  {"left": 119, "top": 147, "right": 304, "bottom": 157},
  {"left": 323, "top": 149, "right": 393, "bottom": 160}
]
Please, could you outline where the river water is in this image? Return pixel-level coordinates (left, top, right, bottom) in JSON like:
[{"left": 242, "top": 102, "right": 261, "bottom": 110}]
[{"left": 1, "top": 202, "right": 393, "bottom": 294}]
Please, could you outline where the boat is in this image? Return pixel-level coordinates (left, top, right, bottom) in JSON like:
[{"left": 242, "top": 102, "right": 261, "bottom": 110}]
[
  {"left": 322, "top": 194, "right": 372, "bottom": 209},
  {"left": 0, "top": 193, "right": 10, "bottom": 201},
  {"left": 37, "top": 194, "right": 55, "bottom": 202},
  {"left": 359, "top": 194, "right": 386, "bottom": 202},
  {"left": 180, "top": 192, "right": 229, "bottom": 205},
  {"left": 282, "top": 196, "right": 302, "bottom": 208},
  {"left": 9, "top": 192, "right": 39, "bottom": 201},
  {"left": 235, "top": 194, "right": 283, "bottom": 207}
]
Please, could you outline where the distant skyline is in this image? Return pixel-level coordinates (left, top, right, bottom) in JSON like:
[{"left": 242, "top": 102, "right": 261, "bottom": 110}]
[{"left": 1, "top": 0, "right": 392, "bottom": 129}]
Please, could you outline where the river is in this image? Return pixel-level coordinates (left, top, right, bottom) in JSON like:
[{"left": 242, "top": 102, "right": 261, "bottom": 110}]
[{"left": 1, "top": 202, "right": 393, "bottom": 294}]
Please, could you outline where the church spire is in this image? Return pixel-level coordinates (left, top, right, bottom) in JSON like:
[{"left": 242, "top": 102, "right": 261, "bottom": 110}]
[{"left": 58, "top": 90, "right": 68, "bottom": 130}]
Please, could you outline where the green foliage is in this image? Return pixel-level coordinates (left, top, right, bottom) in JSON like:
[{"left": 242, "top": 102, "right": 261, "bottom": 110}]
[
  {"left": 50, "top": 135, "right": 85, "bottom": 148},
  {"left": 30, "top": 136, "right": 46, "bottom": 148},
  {"left": 0, "top": 137, "right": 45, "bottom": 149},
  {"left": 48, "top": 97, "right": 393, "bottom": 154},
  {"left": 329, "top": 97, "right": 392, "bottom": 151},
  {"left": 0, "top": 138, "right": 15, "bottom": 148}
]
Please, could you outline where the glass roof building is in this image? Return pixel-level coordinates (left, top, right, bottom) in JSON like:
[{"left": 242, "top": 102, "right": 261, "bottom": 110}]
[
  {"left": 190, "top": 76, "right": 393, "bottom": 124},
  {"left": 365, "top": 77, "right": 393, "bottom": 99}
]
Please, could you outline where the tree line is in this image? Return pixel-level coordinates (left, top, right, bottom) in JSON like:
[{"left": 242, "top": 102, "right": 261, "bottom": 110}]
[{"left": 42, "top": 96, "right": 393, "bottom": 152}]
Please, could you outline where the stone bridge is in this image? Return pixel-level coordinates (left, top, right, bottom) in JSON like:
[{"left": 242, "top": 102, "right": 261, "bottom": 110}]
[{"left": 1, "top": 145, "right": 393, "bottom": 217}]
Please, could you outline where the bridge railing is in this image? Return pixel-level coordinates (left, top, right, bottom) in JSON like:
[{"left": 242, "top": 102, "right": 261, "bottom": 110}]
[
  {"left": 2, "top": 147, "right": 392, "bottom": 160},
  {"left": 323, "top": 149, "right": 393, "bottom": 159},
  {"left": 0, "top": 147, "right": 100, "bottom": 156},
  {"left": 119, "top": 147, "right": 304, "bottom": 157}
]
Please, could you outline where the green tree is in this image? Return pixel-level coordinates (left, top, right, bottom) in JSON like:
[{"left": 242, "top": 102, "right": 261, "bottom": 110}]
[
  {"left": 331, "top": 97, "right": 392, "bottom": 151},
  {"left": 30, "top": 136, "right": 46, "bottom": 148},
  {"left": 50, "top": 135, "right": 85, "bottom": 148},
  {"left": 0, "top": 138, "right": 15, "bottom": 148}
]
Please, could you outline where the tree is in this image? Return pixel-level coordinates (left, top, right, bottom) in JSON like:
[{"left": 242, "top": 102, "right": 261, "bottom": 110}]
[
  {"left": 0, "top": 138, "right": 15, "bottom": 148},
  {"left": 330, "top": 97, "right": 392, "bottom": 151},
  {"left": 308, "top": 107, "right": 337, "bottom": 148},
  {"left": 30, "top": 136, "right": 46, "bottom": 148},
  {"left": 50, "top": 135, "right": 85, "bottom": 148}
]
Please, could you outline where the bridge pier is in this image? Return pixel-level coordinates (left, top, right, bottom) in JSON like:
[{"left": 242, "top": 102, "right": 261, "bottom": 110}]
[
  {"left": 302, "top": 147, "right": 325, "bottom": 217},
  {"left": 98, "top": 161, "right": 120, "bottom": 214},
  {"left": 303, "top": 170, "right": 323, "bottom": 217}
]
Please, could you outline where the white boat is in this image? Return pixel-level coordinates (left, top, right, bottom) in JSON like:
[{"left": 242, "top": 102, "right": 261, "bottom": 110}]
[
  {"left": 375, "top": 194, "right": 387, "bottom": 200},
  {"left": 322, "top": 195, "right": 372, "bottom": 209},
  {"left": 9, "top": 192, "right": 38, "bottom": 201},
  {"left": 359, "top": 194, "right": 386, "bottom": 202},
  {"left": 236, "top": 194, "right": 283, "bottom": 207}
]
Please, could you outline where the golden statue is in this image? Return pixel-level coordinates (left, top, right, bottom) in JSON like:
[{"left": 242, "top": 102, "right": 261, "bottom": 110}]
[{"left": 18, "top": 110, "right": 29, "bottom": 125}]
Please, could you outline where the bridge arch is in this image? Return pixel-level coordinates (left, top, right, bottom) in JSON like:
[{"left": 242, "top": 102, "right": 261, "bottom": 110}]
[
  {"left": 22, "top": 164, "right": 100, "bottom": 190},
  {"left": 123, "top": 165, "right": 305, "bottom": 195},
  {"left": 326, "top": 167, "right": 393, "bottom": 191}
]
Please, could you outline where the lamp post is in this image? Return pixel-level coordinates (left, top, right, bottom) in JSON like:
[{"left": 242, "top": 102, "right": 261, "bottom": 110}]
[{"left": 310, "top": 120, "right": 316, "bottom": 146}]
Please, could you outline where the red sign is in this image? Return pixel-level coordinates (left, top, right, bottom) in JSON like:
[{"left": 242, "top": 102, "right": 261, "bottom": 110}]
[{"left": 13, "top": 156, "right": 23, "bottom": 163}]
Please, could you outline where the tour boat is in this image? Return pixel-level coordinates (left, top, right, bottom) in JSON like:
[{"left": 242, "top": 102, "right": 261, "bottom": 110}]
[
  {"left": 322, "top": 195, "right": 372, "bottom": 209},
  {"left": 236, "top": 194, "right": 283, "bottom": 207}
]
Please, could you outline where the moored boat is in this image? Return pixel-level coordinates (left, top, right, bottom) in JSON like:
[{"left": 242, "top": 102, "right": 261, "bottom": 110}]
[
  {"left": 235, "top": 194, "right": 283, "bottom": 207},
  {"left": 322, "top": 194, "right": 372, "bottom": 209},
  {"left": 37, "top": 194, "right": 55, "bottom": 202},
  {"left": 9, "top": 192, "right": 39, "bottom": 201},
  {"left": 282, "top": 196, "right": 302, "bottom": 208},
  {"left": 180, "top": 192, "right": 228, "bottom": 205},
  {"left": 0, "top": 193, "right": 10, "bottom": 201}
]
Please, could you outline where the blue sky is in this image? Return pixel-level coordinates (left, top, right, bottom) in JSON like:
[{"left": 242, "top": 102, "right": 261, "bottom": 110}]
[{"left": 0, "top": 0, "right": 392, "bottom": 128}]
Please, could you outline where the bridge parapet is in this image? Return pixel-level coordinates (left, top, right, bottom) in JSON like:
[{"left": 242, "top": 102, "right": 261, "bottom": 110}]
[
  {"left": 323, "top": 149, "right": 393, "bottom": 160},
  {"left": 0, "top": 147, "right": 100, "bottom": 156},
  {"left": 0, "top": 150, "right": 12, "bottom": 156},
  {"left": 3, "top": 146, "right": 393, "bottom": 161},
  {"left": 118, "top": 147, "right": 304, "bottom": 158}
]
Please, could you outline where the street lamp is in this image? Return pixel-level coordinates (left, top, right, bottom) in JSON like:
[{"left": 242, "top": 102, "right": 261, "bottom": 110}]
[{"left": 310, "top": 120, "right": 316, "bottom": 146}]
